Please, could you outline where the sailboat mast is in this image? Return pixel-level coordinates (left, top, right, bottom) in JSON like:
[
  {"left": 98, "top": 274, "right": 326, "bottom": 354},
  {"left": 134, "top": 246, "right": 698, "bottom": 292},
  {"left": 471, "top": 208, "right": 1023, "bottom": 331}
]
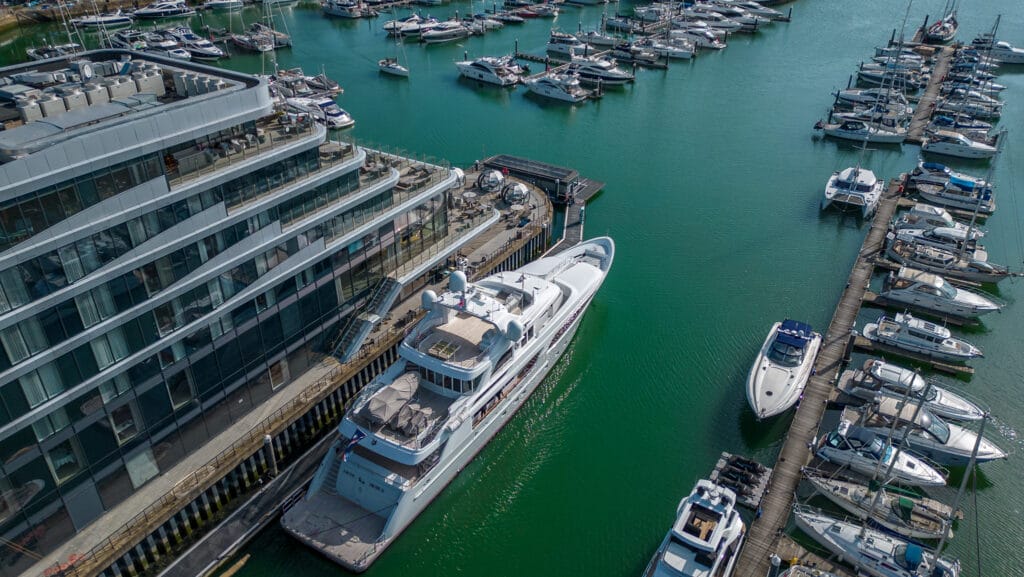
[{"left": 935, "top": 413, "right": 988, "bottom": 554}]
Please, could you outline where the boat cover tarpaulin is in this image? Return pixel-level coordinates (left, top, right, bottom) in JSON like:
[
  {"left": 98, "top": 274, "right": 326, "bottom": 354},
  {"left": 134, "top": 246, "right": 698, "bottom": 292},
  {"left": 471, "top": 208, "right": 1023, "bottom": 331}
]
[
  {"left": 948, "top": 176, "right": 979, "bottom": 191},
  {"left": 776, "top": 319, "right": 814, "bottom": 348}
]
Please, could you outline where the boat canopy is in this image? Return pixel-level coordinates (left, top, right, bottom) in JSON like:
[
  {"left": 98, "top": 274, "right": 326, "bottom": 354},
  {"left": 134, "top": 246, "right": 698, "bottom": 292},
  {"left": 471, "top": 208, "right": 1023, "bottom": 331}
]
[
  {"left": 948, "top": 176, "right": 979, "bottom": 191},
  {"left": 921, "top": 162, "right": 949, "bottom": 173},
  {"left": 776, "top": 319, "right": 814, "bottom": 348},
  {"left": 904, "top": 543, "right": 924, "bottom": 568}
]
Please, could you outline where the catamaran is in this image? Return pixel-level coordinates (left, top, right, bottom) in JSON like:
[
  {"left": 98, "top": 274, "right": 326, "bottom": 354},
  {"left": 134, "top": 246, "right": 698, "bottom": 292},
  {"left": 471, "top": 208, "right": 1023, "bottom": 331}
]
[{"left": 282, "top": 238, "right": 615, "bottom": 571}]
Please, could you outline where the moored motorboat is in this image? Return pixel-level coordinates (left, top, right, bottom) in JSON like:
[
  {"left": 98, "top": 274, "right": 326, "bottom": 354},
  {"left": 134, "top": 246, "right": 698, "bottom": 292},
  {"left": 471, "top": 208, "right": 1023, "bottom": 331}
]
[
  {"left": 922, "top": 130, "right": 998, "bottom": 159},
  {"left": 285, "top": 97, "right": 355, "bottom": 129},
  {"left": 523, "top": 72, "right": 591, "bottom": 103},
  {"left": 838, "top": 358, "right": 985, "bottom": 422},
  {"left": 887, "top": 239, "right": 1011, "bottom": 284},
  {"left": 641, "top": 479, "right": 746, "bottom": 577},
  {"left": 71, "top": 10, "right": 134, "bottom": 29},
  {"left": 166, "top": 26, "right": 225, "bottom": 60},
  {"left": 281, "top": 239, "right": 614, "bottom": 572},
  {"left": 568, "top": 54, "right": 634, "bottom": 86},
  {"left": 861, "top": 313, "right": 982, "bottom": 363},
  {"left": 815, "top": 420, "right": 947, "bottom": 487},
  {"left": 202, "top": 0, "right": 244, "bottom": 12},
  {"left": 546, "top": 30, "right": 590, "bottom": 56},
  {"left": 133, "top": 0, "right": 196, "bottom": 20},
  {"left": 972, "top": 33, "right": 1024, "bottom": 64},
  {"left": 745, "top": 320, "right": 821, "bottom": 419},
  {"left": 816, "top": 119, "right": 906, "bottom": 144},
  {"left": 878, "top": 267, "right": 1000, "bottom": 319},
  {"left": 455, "top": 56, "right": 519, "bottom": 86},
  {"left": 420, "top": 20, "right": 471, "bottom": 44}
]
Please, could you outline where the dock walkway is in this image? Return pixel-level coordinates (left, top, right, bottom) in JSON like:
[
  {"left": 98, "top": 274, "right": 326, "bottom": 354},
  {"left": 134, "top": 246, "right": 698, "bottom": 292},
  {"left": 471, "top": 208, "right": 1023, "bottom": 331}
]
[
  {"left": 734, "top": 180, "right": 903, "bottom": 577},
  {"left": 906, "top": 46, "right": 954, "bottom": 145}
]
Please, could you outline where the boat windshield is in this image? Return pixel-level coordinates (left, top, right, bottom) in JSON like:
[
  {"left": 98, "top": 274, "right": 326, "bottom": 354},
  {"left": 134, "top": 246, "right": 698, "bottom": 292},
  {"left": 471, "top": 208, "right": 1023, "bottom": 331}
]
[
  {"left": 768, "top": 341, "right": 804, "bottom": 368},
  {"left": 922, "top": 414, "right": 951, "bottom": 444},
  {"left": 937, "top": 282, "right": 957, "bottom": 299}
]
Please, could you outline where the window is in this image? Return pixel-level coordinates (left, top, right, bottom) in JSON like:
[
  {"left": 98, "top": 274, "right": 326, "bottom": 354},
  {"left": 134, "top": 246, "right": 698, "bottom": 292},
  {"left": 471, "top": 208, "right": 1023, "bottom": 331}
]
[
  {"left": 99, "top": 374, "right": 132, "bottom": 402},
  {"left": 166, "top": 370, "right": 194, "bottom": 408},
  {"left": 91, "top": 327, "right": 130, "bottom": 370},
  {"left": 269, "top": 359, "right": 288, "bottom": 390},
  {"left": 45, "top": 438, "right": 85, "bottom": 484},
  {"left": 19, "top": 364, "right": 64, "bottom": 408},
  {"left": 110, "top": 401, "right": 142, "bottom": 444},
  {"left": 32, "top": 407, "right": 71, "bottom": 441}
]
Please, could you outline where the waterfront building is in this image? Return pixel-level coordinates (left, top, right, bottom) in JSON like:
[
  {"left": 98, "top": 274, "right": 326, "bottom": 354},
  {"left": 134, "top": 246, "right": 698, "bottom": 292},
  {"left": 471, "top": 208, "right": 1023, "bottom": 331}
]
[{"left": 0, "top": 50, "right": 492, "bottom": 576}]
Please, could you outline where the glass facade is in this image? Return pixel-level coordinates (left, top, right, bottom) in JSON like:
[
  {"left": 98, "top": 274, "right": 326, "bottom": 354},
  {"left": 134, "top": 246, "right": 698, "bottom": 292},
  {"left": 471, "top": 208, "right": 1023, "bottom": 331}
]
[{"left": 0, "top": 103, "right": 463, "bottom": 575}]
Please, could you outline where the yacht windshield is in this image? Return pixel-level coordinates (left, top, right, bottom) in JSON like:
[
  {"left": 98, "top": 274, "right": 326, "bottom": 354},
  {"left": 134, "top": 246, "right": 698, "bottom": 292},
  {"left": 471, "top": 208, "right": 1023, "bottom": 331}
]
[
  {"left": 923, "top": 414, "right": 951, "bottom": 444},
  {"left": 937, "top": 282, "right": 957, "bottom": 299},
  {"left": 768, "top": 341, "right": 805, "bottom": 368}
]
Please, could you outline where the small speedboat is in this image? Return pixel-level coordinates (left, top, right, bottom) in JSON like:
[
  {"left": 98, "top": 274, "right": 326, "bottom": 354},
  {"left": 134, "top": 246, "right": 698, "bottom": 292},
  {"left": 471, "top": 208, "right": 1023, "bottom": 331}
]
[
  {"left": 821, "top": 166, "right": 883, "bottom": 218},
  {"left": 815, "top": 420, "right": 947, "bottom": 487},
  {"left": 641, "top": 479, "right": 745, "bottom": 577},
  {"left": 745, "top": 320, "right": 821, "bottom": 419},
  {"left": 879, "top": 266, "right": 1000, "bottom": 320},
  {"left": 793, "top": 505, "right": 961, "bottom": 577},
  {"left": 804, "top": 471, "right": 954, "bottom": 541},
  {"left": 861, "top": 313, "right": 982, "bottom": 363},
  {"left": 378, "top": 57, "right": 409, "bottom": 77},
  {"left": 839, "top": 358, "right": 986, "bottom": 422}
]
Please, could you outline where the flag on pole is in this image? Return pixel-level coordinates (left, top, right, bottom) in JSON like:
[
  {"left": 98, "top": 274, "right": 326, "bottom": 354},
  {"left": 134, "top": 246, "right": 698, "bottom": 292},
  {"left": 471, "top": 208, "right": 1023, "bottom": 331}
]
[{"left": 341, "top": 429, "right": 366, "bottom": 462}]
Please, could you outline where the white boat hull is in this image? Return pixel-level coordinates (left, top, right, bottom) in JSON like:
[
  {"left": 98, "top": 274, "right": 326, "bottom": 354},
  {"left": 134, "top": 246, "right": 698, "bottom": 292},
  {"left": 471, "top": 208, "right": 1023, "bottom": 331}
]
[{"left": 746, "top": 323, "right": 821, "bottom": 419}]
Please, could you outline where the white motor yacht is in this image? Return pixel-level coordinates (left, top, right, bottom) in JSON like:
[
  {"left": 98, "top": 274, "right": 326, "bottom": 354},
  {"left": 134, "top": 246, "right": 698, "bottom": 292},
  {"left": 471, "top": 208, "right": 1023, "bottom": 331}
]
[
  {"left": 378, "top": 58, "right": 409, "bottom": 77},
  {"left": 892, "top": 227, "right": 984, "bottom": 261},
  {"left": 862, "top": 313, "right": 982, "bottom": 363},
  {"left": 399, "top": 17, "right": 439, "bottom": 39},
  {"left": 142, "top": 33, "right": 191, "bottom": 60},
  {"left": 821, "top": 166, "right": 883, "bottom": 218},
  {"left": 202, "top": 0, "right": 243, "bottom": 12},
  {"left": 383, "top": 13, "right": 420, "bottom": 35},
  {"left": 285, "top": 97, "right": 355, "bottom": 129},
  {"left": 642, "top": 479, "right": 745, "bottom": 577},
  {"left": 569, "top": 54, "right": 635, "bottom": 86},
  {"left": 281, "top": 239, "right": 614, "bottom": 572},
  {"left": 639, "top": 38, "right": 695, "bottom": 60},
  {"left": 420, "top": 21, "right": 471, "bottom": 44},
  {"left": 804, "top": 472, "right": 954, "bottom": 541},
  {"left": 838, "top": 358, "right": 985, "bottom": 422},
  {"left": 745, "top": 320, "right": 821, "bottom": 419},
  {"left": 861, "top": 397, "right": 1006, "bottom": 465},
  {"left": 583, "top": 30, "right": 620, "bottom": 48},
  {"left": 524, "top": 73, "right": 591, "bottom": 103},
  {"left": 698, "top": 3, "right": 765, "bottom": 30},
  {"left": 879, "top": 267, "right": 1000, "bottom": 319},
  {"left": 71, "top": 10, "right": 134, "bottom": 29},
  {"left": 670, "top": 28, "right": 726, "bottom": 49},
  {"left": 972, "top": 33, "right": 1024, "bottom": 64},
  {"left": 455, "top": 56, "right": 520, "bottom": 86},
  {"left": 547, "top": 30, "right": 590, "bottom": 56},
  {"left": 893, "top": 204, "right": 968, "bottom": 233},
  {"left": 720, "top": 0, "right": 786, "bottom": 21},
  {"left": 887, "top": 239, "right": 1012, "bottom": 284},
  {"left": 108, "top": 29, "right": 149, "bottom": 50},
  {"left": 922, "top": 130, "right": 998, "bottom": 159},
  {"left": 133, "top": 1, "right": 196, "bottom": 19},
  {"left": 793, "top": 505, "right": 960, "bottom": 577},
  {"left": 815, "top": 420, "right": 947, "bottom": 487},
  {"left": 167, "top": 26, "right": 225, "bottom": 60},
  {"left": 816, "top": 119, "right": 906, "bottom": 144},
  {"left": 323, "top": 0, "right": 371, "bottom": 18},
  {"left": 681, "top": 9, "right": 743, "bottom": 32}
]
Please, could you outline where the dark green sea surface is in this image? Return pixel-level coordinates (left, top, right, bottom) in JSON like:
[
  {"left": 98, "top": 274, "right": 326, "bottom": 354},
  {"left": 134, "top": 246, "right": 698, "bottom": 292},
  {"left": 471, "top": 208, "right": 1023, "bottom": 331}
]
[{"left": 3, "top": 0, "right": 1023, "bottom": 574}]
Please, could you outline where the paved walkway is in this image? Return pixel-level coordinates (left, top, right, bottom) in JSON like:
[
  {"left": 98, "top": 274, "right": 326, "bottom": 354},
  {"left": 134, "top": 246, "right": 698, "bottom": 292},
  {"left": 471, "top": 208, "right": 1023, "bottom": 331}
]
[{"left": 734, "top": 181, "right": 902, "bottom": 577}]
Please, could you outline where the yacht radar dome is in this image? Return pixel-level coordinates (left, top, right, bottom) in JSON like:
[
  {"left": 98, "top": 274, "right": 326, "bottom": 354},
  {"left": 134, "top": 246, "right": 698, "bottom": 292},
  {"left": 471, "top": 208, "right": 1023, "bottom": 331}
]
[
  {"left": 449, "top": 270, "right": 468, "bottom": 292},
  {"left": 506, "top": 319, "right": 524, "bottom": 341},
  {"left": 421, "top": 290, "right": 438, "bottom": 311}
]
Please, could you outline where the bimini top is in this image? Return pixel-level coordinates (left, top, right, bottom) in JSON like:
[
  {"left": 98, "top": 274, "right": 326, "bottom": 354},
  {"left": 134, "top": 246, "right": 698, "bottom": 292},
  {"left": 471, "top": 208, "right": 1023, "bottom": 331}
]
[
  {"left": 948, "top": 175, "right": 984, "bottom": 191},
  {"left": 777, "top": 319, "right": 814, "bottom": 349}
]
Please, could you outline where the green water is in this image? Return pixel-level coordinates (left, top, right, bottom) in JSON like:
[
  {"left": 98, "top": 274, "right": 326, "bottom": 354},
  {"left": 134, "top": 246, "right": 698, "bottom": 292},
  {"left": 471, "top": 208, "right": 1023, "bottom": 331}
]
[{"left": 6, "top": 0, "right": 1024, "bottom": 574}]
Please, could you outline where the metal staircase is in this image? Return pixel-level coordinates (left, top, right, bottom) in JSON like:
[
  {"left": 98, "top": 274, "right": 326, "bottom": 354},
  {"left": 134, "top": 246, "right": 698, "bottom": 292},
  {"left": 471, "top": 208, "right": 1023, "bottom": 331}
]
[{"left": 330, "top": 276, "right": 404, "bottom": 362}]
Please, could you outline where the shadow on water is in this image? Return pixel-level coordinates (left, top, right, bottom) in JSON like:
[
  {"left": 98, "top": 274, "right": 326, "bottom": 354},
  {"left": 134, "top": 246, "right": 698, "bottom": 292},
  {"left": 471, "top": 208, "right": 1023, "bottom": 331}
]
[
  {"left": 946, "top": 464, "right": 994, "bottom": 491},
  {"left": 455, "top": 76, "right": 517, "bottom": 103},
  {"left": 738, "top": 406, "right": 794, "bottom": 450}
]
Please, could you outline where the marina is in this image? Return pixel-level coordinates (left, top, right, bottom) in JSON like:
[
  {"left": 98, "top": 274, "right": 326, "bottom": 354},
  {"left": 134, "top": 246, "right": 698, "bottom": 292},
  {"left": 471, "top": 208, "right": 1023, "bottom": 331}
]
[{"left": 1, "top": 1, "right": 1024, "bottom": 577}]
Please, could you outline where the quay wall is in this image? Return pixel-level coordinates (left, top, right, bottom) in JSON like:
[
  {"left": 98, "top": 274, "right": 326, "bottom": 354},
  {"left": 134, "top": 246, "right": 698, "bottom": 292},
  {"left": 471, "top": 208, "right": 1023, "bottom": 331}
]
[{"left": 50, "top": 224, "right": 550, "bottom": 577}]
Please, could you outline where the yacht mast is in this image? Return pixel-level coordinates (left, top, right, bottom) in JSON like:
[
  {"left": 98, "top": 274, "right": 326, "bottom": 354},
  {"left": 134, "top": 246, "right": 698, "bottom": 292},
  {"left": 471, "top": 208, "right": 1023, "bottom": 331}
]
[{"left": 934, "top": 413, "right": 988, "bottom": 556}]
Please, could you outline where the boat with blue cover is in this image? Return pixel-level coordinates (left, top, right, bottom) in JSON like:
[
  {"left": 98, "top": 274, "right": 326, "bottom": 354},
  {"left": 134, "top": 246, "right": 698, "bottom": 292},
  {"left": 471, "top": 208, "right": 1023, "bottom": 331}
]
[{"left": 746, "top": 320, "right": 822, "bottom": 419}]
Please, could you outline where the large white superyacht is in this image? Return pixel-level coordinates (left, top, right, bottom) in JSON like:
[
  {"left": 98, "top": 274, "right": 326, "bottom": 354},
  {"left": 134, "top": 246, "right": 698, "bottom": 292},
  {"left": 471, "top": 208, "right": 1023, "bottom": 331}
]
[{"left": 281, "top": 237, "right": 615, "bottom": 571}]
